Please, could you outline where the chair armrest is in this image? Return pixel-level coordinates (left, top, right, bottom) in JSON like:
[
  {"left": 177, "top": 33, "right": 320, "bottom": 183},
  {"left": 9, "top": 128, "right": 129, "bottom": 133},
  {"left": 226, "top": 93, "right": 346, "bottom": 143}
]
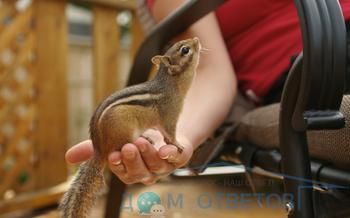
[
  {"left": 291, "top": 0, "right": 347, "bottom": 131},
  {"left": 127, "top": 0, "right": 227, "bottom": 86}
]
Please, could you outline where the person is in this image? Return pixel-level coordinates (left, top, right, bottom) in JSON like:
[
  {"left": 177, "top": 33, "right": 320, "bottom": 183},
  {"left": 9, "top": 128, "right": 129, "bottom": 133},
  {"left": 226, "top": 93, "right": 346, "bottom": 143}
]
[{"left": 65, "top": 0, "right": 350, "bottom": 185}]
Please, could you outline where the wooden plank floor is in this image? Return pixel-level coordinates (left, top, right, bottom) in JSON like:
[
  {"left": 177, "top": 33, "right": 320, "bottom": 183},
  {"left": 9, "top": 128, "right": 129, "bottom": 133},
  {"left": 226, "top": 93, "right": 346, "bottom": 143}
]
[{"left": 3, "top": 173, "right": 287, "bottom": 218}]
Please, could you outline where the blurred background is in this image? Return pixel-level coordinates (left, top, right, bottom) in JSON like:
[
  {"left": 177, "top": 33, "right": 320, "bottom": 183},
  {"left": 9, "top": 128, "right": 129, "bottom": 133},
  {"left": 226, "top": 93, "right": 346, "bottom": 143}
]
[{"left": 0, "top": 0, "right": 144, "bottom": 216}]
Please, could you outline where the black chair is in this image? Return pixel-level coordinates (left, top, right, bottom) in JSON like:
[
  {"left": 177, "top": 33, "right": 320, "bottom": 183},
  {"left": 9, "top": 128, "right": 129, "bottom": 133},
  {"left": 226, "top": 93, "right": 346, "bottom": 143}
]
[{"left": 105, "top": 1, "right": 350, "bottom": 217}]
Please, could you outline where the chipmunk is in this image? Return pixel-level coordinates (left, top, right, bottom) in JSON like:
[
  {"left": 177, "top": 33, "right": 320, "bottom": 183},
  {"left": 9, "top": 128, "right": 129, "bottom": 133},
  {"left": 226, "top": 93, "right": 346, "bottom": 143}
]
[{"left": 59, "top": 37, "right": 201, "bottom": 218}]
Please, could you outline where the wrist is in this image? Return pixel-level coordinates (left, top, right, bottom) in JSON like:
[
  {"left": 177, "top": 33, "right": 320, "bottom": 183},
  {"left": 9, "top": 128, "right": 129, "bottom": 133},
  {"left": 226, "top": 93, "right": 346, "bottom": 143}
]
[{"left": 177, "top": 134, "right": 194, "bottom": 152}]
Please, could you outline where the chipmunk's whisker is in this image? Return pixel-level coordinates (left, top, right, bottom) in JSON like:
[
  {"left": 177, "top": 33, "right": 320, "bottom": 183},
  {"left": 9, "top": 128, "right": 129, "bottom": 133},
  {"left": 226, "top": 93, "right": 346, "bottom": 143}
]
[{"left": 200, "top": 47, "right": 210, "bottom": 54}]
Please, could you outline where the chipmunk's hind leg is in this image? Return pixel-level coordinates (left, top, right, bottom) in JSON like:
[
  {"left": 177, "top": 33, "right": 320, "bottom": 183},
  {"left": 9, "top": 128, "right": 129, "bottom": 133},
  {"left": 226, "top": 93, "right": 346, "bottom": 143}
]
[{"left": 98, "top": 106, "right": 136, "bottom": 157}]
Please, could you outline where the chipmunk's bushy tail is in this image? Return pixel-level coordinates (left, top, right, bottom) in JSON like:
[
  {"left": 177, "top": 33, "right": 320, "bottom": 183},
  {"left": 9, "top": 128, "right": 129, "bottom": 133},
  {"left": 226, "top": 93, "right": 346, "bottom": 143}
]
[{"left": 59, "top": 157, "right": 105, "bottom": 218}]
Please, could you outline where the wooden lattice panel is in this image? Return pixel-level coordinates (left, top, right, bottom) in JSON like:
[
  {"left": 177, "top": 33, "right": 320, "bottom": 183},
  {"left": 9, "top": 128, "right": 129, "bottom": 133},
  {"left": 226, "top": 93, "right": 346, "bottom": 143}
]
[{"left": 0, "top": 1, "right": 37, "bottom": 200}]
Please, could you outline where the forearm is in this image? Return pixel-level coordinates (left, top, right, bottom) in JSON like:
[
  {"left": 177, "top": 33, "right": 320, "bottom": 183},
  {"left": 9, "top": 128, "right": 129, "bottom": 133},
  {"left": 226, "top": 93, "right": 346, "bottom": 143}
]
[
  {"left": 176, "top": 14, "right": 237, "bottom": 150},
  {"left": 177, "top": 66, "right": 236, "bottom": 150},
  {"left": 151, "top": 1, "right": 237, "bottom": 149}
]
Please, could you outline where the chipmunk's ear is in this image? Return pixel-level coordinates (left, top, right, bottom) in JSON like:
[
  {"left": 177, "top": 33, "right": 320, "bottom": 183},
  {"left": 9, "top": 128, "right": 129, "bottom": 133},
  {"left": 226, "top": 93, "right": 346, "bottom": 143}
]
[
  {"left": 151, "top": 55, "right": 181, "bottom": 75},
  {"left": 151, "top": 55, "right": 171, "bottom": 66}
]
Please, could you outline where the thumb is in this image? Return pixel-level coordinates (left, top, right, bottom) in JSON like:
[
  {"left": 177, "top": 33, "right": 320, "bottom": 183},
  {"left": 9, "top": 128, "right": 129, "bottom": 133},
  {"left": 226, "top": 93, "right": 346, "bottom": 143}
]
[{"left": 65, "top": 140, "right": 94, "bottom": 164}]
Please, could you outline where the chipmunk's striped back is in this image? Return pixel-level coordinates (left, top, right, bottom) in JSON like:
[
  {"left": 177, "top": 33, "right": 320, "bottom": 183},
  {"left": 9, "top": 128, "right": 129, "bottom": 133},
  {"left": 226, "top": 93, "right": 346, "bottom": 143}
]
[{"left": 89, "top": 81, "right": 165, "bottom": 156}]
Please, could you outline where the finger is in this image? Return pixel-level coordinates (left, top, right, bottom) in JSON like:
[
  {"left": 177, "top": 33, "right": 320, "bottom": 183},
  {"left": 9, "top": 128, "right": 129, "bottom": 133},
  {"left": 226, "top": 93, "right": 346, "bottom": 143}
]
[
  {"left": 65, "top": 140, "right": 94, "bottom": 164},
  {"left": 134, "top": 137, "right": 174, "bottom": 175},
  {"left": 121, "top": 143, "right": 153, "bottom": 180},
  {"left": 159, "top": 144, "right": 191, "bottom": 167},
  {"left": 108, "top": 151, "right": 126, "bottom": 175},
  {"left": 140, "top": 174, "right": 159, "bottom": 185}
]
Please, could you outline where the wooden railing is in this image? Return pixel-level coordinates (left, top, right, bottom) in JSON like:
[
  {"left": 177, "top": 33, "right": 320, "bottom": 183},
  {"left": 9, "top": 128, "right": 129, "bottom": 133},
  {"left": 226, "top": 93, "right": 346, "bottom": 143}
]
[
  {"left": 0, "top": 0, "right": 144, "bottom": 214},
  {"left": 91, "top": 0, "right": 143, "bottom": 104},
  {"left": 0, "top": 0, "right": 39, "bottom": 201}
]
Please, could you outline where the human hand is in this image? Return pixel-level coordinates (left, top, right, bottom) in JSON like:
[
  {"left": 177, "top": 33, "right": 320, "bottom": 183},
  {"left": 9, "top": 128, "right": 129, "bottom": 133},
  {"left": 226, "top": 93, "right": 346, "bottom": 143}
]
[{"left": 65, "top": 130, "right": 193, "bottom": 185}]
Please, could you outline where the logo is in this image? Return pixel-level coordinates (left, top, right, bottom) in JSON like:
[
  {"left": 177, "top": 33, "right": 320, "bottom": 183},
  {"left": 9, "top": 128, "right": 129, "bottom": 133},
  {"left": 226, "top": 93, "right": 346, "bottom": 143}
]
[
  {"left": 150, "top": 204, "right": 166, "bottom": 218},
  {"left": 137, "top": 192, "right": 166, "bottom": 216}
]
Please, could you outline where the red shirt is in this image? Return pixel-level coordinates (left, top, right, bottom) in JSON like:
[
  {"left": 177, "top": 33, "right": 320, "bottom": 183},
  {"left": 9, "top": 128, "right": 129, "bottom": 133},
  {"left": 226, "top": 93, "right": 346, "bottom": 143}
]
[{"left": 148, "top": 0, "right": 350, "bottom": 98}]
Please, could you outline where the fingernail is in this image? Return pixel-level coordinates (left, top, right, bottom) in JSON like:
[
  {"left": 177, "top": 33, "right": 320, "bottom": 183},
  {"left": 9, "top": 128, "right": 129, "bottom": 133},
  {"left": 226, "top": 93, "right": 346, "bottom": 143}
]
[
  {"left": 124, "top": 151, "right": 135, "bottom": 159},
  {"left": 160, "top": 154, "right": 169, "bottom": 160},
  {"left": 112, "top": 160, "right": 121, "bottom": 165}
]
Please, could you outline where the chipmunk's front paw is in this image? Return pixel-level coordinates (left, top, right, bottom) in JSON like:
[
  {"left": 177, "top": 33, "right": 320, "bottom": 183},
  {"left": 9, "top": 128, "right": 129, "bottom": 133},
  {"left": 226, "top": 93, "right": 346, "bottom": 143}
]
[
  {"left": 163, "top": 137, "right": 184, "bottom": 153},
  {"left": 174, "top": 143, "right": 184, "bottom": 153}
]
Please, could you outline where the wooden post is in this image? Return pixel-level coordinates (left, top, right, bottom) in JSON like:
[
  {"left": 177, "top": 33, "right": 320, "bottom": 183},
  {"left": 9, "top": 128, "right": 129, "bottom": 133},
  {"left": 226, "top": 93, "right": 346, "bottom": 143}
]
[
  {"left": 130, "top": 12, "right": 144, "bottom": 59},
  {"left": 92, "top": 5, "right": 120, "bottom": 105},
  {"left": 34, "top": 0, "right": 68, "bottom": 189},
  {"left": 92, "top": 5, "right": 124, "bottom": 218}
]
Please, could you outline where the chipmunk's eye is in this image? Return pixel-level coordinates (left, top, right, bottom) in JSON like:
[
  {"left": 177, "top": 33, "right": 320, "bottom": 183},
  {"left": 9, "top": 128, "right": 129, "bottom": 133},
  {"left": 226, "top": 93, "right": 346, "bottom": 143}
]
[{"left": 180, "top": 46, "right": 190, "bottom": 56}]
